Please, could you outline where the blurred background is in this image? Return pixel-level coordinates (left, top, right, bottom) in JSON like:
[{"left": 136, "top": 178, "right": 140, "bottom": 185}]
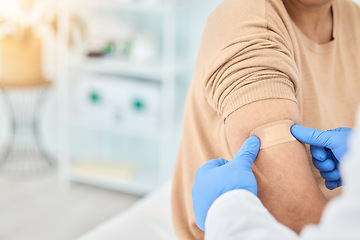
[
  {"left": 2, "top": 0, "right": 359, "bottom": 240},
  {"left": 0, "top": 0, "right": 222, "bottom": 239}
]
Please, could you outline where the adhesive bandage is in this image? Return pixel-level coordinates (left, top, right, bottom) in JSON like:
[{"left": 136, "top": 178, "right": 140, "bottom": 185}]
[{"left": 250, "top": 120, "right": 296, "bottom": 149}]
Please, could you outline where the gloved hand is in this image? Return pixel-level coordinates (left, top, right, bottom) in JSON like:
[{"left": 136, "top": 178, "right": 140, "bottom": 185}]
[
  {"left": 192, "top": 136, "right": 260, "bottom": 231},
  {"left": 291, "top": 125, "right": 353, "bottom": 190}
]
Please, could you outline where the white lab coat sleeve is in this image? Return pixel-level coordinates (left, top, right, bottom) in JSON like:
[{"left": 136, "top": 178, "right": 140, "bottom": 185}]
[
  {"left": 299, "top": 194, "right": 360, "bottom": 240},
  {"left": 300, "top": 128, "right": 360, "bottom": 240},
  {"left": 204, "top": 189, "right": 299, "bottom": 240}
]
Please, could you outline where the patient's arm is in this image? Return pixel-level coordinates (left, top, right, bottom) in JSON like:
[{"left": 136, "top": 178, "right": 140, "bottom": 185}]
[{"left": 225, "top": 99, "right": 327, "bottom": 234}]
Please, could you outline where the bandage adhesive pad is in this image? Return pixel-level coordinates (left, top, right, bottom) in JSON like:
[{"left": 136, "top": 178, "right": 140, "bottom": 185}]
[{"left": 250, "top": 120, "right": 297, "bottom": 149}]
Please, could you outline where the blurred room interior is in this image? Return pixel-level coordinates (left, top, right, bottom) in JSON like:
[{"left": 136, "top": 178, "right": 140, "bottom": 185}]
[{"left": 0, "top": 0, "right": 223, "bottom": 239}]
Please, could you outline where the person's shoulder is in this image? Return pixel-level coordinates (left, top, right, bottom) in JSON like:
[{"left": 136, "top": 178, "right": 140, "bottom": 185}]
[
  {"left": 340, "top": 0, "right": 360, "bottom": 9},
  {"left": 210, "top": 0, "right": 266, "bottom": 18},
  {"left": 338, "top": 0, "right": 360, "bottom": 19},
  {"left": 208, "top": 0, "right": 290, "bottom": 30},
  {"left": 336, "top": 0, "right": 360, "bottom": 41},
  {"left": 209, "top": 0, "right": 283, "bottom": 20}
]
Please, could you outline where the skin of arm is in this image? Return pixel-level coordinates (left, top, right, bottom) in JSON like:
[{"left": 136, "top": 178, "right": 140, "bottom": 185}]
[{"left": 225, "top": 99, "right": 327, "bottom": 234}]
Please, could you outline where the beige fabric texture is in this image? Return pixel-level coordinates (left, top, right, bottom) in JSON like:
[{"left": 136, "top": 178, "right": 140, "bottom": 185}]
[
  {"left": 250, "top": 120, "right": 296, "bottom": 149},
  {"left": 171, "top": 0, "right": 360, "bottom": 239}
]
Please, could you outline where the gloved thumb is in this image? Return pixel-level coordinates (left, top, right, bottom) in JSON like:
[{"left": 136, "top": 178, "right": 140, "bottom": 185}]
[
  {"left": 230, "top": 136, "right": 260, "bottom": 169},
  {"left": 291, "top": 125, "right": 334, "bottom": 148}
]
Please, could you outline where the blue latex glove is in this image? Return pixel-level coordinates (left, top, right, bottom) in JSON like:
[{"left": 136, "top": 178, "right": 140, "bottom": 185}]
[
  {"left": 192, "top": 136, "right": 260, "bottom": 231},
  {"left": 291, "top": 125, "right": 353, "bottom": 190}
]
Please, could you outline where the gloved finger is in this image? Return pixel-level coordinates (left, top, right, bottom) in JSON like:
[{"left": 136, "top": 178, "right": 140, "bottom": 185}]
[
  {"left": 312, "top": 157, "right": 336, "bottom": 172},
  {"left": 310, "top": 145, "right": 327, "bottom": 161},
  {"left": 325, "top": 179, "right": 342, "bottom": 190},
  {"left": 327, "top": 149, "right": 341, "bottom": 167},
  {"left": 327, "top": 127, "right": 353, "bottom": 133},
  {"left": 326, "top": 148, "right": 338, "bottom": 161},
  {"left": 200, "top": 158, "right": 228, "bottom": 171},
  {"left": 230, "top": 136, "right": 260, "bottom": 169},
  {"left": 291, "top": 125, "right": 333, "bottom": 148},
  {"left": 320, "top": 169, "right": 341, "bottom": 181}
]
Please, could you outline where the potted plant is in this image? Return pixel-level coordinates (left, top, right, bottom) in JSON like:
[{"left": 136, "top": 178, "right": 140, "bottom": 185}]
[{"left": 0, "top": 0, "right": 56, "bottom": 86}]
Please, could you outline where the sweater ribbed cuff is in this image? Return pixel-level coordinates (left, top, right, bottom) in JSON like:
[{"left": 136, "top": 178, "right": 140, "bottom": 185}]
[{"left": 221, "top": 78, "right": 298, "bottom": 121}]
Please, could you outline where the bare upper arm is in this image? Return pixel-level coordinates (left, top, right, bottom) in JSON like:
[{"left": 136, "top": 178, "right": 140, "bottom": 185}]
[{"left": 225, "top": 99, "right": 327, "bottom": 233}]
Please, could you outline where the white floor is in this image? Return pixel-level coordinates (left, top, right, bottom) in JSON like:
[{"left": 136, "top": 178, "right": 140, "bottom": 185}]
[{"left": 0, "top": 171, "right": 141, "bottom": 240}]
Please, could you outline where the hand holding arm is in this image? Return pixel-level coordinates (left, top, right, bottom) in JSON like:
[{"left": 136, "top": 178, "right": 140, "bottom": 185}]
[
  {"left": 291, "top": 125, "right": 353, "bottom": 190},
  {"left": 192, "top": 136, "right": 260, "bottom": 231}
]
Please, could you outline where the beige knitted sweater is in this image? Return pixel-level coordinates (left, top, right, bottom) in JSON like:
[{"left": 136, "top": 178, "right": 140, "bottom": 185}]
[{"left": 172, "top": 0, "right": 360, "bottom": 239}]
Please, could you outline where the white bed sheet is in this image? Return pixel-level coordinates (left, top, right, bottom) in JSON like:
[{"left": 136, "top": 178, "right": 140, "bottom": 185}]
[{"left": 76, "top": 181, "right": 177, "bottom": 240}]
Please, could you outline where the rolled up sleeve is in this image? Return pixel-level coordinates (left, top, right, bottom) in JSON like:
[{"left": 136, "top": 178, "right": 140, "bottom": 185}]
[{"left": 201, "top": 0, "right": 300, "bottom": 120}]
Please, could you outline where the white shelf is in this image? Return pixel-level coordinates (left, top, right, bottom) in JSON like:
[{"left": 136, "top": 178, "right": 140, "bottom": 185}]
[
  {"left": 69, "top": 114, "right": 161, "bottom": 141},
  {"left": 70, "top": 0, "right": 167, "bottom": 14},
  {"left": 71, "top": 56, "right": 191, "bottom": 82},
  {"left": 70, "top": 160, "right": 158, "bottom": 195},
  {"left": 71, "top": 175, "right": 155, "bottom": 196},
  {"left": 71, "top": 172, "right": 157, "bottom": 196},
  {"left": 57, "top": 0, "right": 177, "bottom": 194},
  {"left": 71, "top": 57, "right": 164, "bottom": 81}
]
